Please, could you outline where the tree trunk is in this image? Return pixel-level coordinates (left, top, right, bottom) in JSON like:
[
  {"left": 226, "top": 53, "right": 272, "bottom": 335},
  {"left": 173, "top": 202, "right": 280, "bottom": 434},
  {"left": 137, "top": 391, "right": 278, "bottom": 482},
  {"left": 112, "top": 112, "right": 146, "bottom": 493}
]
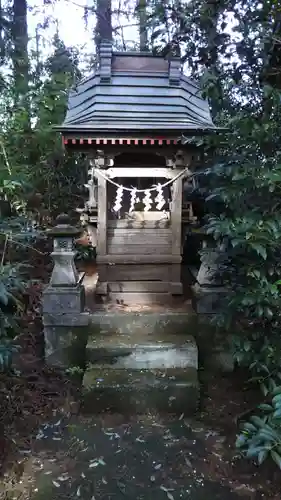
[
  {"left": 12, "top": 0, "right": 29, "bottom": 105},
  {"left": 0, "top": 0, "right": 4, "bottom": 63},
  {"left": 138, "top": 0, "right": 148, "bottom": 51},
  {"left": 95, "top": 0, "right": 112, "bottom": 56},
  {"left": 200, "top": 0, "right": 222, "bottom": 118}
]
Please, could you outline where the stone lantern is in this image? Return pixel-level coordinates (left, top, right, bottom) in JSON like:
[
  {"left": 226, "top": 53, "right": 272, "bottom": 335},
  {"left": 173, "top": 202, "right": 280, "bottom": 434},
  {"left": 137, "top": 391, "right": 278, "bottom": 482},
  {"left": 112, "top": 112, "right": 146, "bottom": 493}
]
[
  {"left": 192, "top": 236, "right": 227, "bottom": 314},
  {"left": 42, "top": 214, "right": 89, "bottom": 367},
  {"left": 43, "top": 213, "right": 85, "bottom": 315},
  {"left": 48, "top": 213, "right": 81, "bottom": 287}
]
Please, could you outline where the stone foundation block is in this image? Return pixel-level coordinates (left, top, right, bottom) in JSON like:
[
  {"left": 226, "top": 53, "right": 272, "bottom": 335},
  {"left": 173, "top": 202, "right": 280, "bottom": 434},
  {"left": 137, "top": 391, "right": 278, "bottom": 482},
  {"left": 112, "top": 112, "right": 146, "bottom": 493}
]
[
  {"left": 191, "top": 283, "right": 229, "bottom": 314},
  {"left": 43, "top": 284, "right": 85, "bottom": 315},
  {"left": 43, "top": 316, "right": 90, "bottom": 368}
]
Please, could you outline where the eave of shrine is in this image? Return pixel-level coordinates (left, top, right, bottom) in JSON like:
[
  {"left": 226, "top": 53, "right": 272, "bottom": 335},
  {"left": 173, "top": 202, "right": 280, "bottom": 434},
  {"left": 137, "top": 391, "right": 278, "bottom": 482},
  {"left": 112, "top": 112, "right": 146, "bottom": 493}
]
[{"left": 62, "top": 137, "right": 179, "bottom": 147}]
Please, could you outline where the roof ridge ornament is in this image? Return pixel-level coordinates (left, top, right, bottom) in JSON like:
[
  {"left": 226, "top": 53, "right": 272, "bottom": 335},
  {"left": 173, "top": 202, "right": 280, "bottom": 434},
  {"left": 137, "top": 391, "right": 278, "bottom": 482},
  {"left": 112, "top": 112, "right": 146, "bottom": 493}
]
[
  {"left": 100, "top": 40, "right": 112, "bottom": 83},
  {"left": 169, "top": 58, "right": 181, "bottom": 86}
]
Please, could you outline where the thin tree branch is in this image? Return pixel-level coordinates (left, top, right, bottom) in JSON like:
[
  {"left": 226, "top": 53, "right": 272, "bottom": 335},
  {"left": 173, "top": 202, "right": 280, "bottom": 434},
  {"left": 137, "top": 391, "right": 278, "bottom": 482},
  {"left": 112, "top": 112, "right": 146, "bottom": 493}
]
[
  {"left": 0, "top": 139, "right": 12, "bottom": 176},
  {"left": 0, "top": 233, "right": 9, "bottom": 268}
]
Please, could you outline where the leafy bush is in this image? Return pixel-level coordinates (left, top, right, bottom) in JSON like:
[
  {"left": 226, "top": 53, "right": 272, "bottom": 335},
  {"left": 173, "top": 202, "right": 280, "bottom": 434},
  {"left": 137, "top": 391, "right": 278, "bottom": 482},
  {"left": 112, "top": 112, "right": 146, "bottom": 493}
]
[
  {"left": 0, "top": 262, "right": 29, "bottom": 372},
  {"left": 0, "top": 341, "right": 18, "bottom": 373},
  {"left": 199, "top": 83, "right": 281, "bottom": 469},
  {"left": 236, "top": 387, "right": 281, "bottom": 468},
  {"left": 0, "top": 165, "right": 36, "bottom": 372},
  {"left": 75, "top": 242, "right": 96, "bottom": 262}
]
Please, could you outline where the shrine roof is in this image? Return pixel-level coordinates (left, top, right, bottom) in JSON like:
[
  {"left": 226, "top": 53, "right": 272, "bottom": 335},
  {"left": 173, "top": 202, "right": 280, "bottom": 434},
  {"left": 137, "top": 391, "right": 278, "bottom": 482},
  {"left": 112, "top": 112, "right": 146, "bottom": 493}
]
[{"left": 57, "top": 44, "right": 217, "bottom": 135}]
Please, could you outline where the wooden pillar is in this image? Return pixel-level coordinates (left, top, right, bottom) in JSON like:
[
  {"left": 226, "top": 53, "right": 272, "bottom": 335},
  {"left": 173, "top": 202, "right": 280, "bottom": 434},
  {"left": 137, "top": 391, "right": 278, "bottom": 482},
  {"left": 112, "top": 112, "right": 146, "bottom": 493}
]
[
  {"left": 97, "top": 173, "right": 107, "bottom": 255},
  {"left": 170, "top": 176, "right": 183, "bottom": 295},
  {"left": 96, "top": 172, "right": 108, "bottom": 295},
  {"left": 171, "top": 177, "right": 182, "bottom": 255}
]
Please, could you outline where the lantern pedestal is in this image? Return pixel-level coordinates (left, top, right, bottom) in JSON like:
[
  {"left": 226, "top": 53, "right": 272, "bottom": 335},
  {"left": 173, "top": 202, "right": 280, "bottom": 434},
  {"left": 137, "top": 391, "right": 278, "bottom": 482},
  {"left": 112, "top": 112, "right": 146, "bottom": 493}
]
[{"left": 43, "top": 282, "right": 85, "bottom": 315}]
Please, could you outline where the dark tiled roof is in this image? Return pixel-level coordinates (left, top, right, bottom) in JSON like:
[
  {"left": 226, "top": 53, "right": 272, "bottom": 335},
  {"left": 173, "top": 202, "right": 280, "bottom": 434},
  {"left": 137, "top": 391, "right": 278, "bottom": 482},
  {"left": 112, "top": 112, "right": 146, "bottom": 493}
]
[{"left": 58, "top": 46, "right": 216, "bottom": 134}]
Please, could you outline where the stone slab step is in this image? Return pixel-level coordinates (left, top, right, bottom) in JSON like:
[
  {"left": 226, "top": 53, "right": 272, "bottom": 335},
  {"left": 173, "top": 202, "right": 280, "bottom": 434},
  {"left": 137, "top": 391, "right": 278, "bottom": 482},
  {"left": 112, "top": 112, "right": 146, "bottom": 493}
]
[
  {"left": 99, "top": 292, "right": 179, "bottom": 305},
  {"left": 82, "top": 367, "right": 199, "bottom": 415},
  {"left": 88, "top": 310, "right": 196, "bottom": 337},
  {"left": 86, "top": 334, "right": 197, "bottom": 370}
]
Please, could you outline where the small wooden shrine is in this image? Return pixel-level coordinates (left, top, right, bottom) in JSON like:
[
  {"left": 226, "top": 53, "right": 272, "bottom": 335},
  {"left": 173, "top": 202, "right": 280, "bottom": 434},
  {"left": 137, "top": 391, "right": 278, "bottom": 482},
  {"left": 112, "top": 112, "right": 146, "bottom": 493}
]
[{"left": 57, "top": 42, "right": 216, "bottom": 304}]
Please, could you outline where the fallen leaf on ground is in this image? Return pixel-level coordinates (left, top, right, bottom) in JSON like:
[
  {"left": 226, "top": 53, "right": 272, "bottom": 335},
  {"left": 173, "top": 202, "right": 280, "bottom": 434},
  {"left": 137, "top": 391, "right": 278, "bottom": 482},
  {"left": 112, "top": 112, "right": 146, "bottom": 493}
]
[{"left": 166, "top": 492, "right": 174, "bottom": 500}]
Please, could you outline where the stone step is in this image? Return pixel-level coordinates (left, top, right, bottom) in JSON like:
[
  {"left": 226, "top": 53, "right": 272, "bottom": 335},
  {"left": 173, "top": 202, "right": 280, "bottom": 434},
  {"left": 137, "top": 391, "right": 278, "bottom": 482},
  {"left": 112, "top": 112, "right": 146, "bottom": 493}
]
[
  {"left": 82, "top": 366, "right": 199, "bottom": 415},
  {"left": 83, "top": 314, "right": 199, "bottom": 414},
  {"left": 103, "top": 291, "right": 173, "bottom": 305},
  {"left": 88, "top": 308, "right": 196, "bottom": 336},
  {"left": 86, "top": 334, "right": 197, "bottom": 369}
]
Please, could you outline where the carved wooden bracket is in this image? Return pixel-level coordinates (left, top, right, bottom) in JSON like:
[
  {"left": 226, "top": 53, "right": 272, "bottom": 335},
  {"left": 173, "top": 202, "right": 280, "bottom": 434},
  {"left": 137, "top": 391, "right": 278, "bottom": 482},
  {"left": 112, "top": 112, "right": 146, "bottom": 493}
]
[
  {"left": 89, "top": 150, "right": 115, "bottom": 169},
  {"left": 165, "top": 149, "right": 193, "bottom": 173}
]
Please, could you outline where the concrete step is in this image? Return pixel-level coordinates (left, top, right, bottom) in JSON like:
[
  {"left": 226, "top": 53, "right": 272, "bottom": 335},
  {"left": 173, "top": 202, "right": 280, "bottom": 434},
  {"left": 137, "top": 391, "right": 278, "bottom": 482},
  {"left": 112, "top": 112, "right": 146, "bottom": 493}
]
[
  {"left": 88, "top": 307, "right": 196, "bottom": 336},
  {"left": 82, "top": 311, "right": 199, "bottom": 415},
  {"left": 102, "top": 291, "right": 174, "bottom": 305},
  {"left": 86, "top": 334, "right": 197, "bottom": 369},
  {"left": 82, "top": 366, "right": 199, "bottom": 414}
]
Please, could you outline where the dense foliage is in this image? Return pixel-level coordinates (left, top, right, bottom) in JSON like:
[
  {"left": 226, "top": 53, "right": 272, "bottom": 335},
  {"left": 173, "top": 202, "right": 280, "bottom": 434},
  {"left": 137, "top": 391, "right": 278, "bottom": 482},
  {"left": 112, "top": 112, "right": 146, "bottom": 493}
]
[
  {"left": 149, "top": 0, "right": 281, "bottom": 469},
  {"left": 0, "top": 1, "right": 84, "bottom": 369},
  {"left": 1, "top": 0, "right": 281, "bottom": 469}
]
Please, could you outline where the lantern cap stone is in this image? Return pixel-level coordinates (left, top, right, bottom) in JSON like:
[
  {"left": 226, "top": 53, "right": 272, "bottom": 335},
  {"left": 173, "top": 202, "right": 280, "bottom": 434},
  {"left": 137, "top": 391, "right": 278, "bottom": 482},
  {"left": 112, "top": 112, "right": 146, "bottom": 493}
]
[
  {"left": 47, "top": 213, "right": 81, "bottom": 238},
  {"left": 55, "top": 213, "right": 71, "bottom": 225}
]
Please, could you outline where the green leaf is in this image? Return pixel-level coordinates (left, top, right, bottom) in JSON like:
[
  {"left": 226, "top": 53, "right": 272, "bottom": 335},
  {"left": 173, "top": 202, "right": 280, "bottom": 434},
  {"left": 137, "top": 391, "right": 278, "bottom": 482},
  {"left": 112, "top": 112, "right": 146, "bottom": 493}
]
[
  {"left": 258, "top": 449, "right": 268, "bottom": 465},
  {"left": 244, "top": 341, "right": 251, "bottom": 352},
  {"left": 249, "top": 362, "right": 257, "bottom": 370},
  {"left": 3, "top": 351, "right": 10, "bottom": 369},
  {"left": 272, "top": 408, "right": 281, "bottom": 419},
  {"left": 270, "top": 450, "right": 281, "bottom": 469},
  {"left": 258, "top": 425, "right": 280, "bottom": 441},
  {"left": 260, "top": 363, "right": 270, "bottom": 374},
  {"left": 272, "top": 386, "right": 281, "bottom": 397},
  {"left": 235, "top": 433, "right": 247, "bottom": 448},
  {"left": 258, "top": 404, "right": 273, "bottom": 412},
  {"left": 269, "top": 378, "right": 277, "bottom": 393},
  {"left": 261, "top": 384, "right": 269, "bottom": 396},
  {"left": 272, "top": 394, "right": 281, "bottom": 405},
  {"left": 250, "top": 415, "right": 265, "bottom": 428},
  {"left": 246, "top": 446, "right": 265, "bottom": 458},
  {"left": 243, "top": 422, "right": 257, "bottom": 433},
  {"left": 250, "top": 243, "right": 267, "bottom": 260},
  {"left": 256, "top": 305, "right": 263, "bottom": 318},
  {"left": 264, "top": 307, "right": 274, "bottom": 320},
  {"left": 0, "top": 282, "right": 9, "bottom": 306},
  {"left": 231, "top": 238, "right": 241, "bottom": 248}
]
